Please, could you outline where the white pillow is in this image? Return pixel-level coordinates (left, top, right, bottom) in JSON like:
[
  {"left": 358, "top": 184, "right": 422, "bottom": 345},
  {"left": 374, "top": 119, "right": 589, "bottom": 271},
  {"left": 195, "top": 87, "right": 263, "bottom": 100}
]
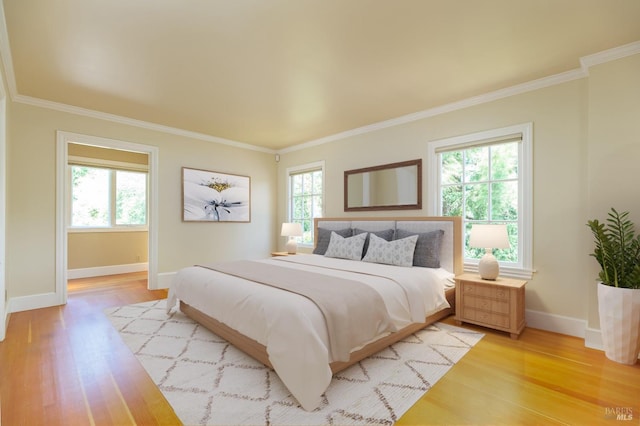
[
  {"left": 362, "top": 233, "right": 418, "bottom": 267},
  {"left": 324, "top": 231, "right": 367, "bottom": 260}
]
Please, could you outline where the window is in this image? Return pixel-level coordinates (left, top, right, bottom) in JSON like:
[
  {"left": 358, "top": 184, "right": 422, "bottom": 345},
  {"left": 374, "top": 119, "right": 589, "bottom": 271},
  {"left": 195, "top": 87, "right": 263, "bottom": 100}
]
[
  {"left": 287, "top": 161, "right": 325, "bottom": 246},
  {"left": 70, "top": 165, "right": 147, "bottom": 229},
  {"left": 428, "top": 123, "right": 532, "bottom": 278}
]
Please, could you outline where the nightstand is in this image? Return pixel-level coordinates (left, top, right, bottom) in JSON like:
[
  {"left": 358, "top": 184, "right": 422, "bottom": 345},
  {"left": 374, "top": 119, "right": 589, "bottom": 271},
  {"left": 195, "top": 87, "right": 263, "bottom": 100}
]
[
  {"left": 454, "top": 273, "right": 526, "bottom": 339},
  {"left": 270, "top": 251, "right": 290, "bottom": 257}
]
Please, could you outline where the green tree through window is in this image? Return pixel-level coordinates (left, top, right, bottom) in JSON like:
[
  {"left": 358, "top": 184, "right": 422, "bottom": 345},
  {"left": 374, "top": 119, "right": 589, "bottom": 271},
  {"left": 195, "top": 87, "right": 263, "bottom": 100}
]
[
  {"left": 116, "top": 171, "right": 147, "bottom": 225},
  {"left": 71, "top": 166, "right": 110, "bottom": 226},
  {"left": 288, "top": 162, "right": 324, "bottom": 245},
  {"left": 71, "top": 166, "right": 147, "bottom": 228},
  {"left": 441, "top": 143, "right": 519, "bottom": 263}
]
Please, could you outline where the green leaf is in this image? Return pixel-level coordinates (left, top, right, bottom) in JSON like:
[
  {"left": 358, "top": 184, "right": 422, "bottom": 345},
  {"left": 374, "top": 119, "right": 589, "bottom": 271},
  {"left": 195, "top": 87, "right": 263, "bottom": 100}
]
[{"left": 587, "top": 208, "right": 640, "bottom": 288}]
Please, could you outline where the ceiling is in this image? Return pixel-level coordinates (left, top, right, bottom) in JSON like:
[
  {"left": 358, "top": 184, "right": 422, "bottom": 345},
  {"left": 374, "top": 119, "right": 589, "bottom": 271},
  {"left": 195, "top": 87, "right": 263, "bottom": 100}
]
[{"left": 2, "top": 1, "right": 640, "bottom": 151}]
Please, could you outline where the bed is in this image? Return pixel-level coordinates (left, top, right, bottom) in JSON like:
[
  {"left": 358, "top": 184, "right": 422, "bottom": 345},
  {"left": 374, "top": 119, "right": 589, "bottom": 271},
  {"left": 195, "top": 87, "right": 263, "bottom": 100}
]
[{"left": 167, "top": 216, "right": 462, "bottom": 411}]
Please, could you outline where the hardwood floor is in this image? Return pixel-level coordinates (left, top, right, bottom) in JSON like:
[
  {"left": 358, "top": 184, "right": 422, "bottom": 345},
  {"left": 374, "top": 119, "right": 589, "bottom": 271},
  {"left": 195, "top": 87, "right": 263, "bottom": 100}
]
[
  {"left": 398, "top": 319, "right": 640, "bottom": 425},
  {"left": 1, "top": 273, "right": 638, "bottom": 425},
  {"left": 1, "top": 273, "right": 181, "bottom": 425}
]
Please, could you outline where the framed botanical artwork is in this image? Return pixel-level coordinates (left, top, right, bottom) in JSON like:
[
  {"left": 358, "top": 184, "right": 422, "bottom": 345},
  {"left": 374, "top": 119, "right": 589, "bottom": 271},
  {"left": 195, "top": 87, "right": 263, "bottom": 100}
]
[{"left": 182, "top": 167, "right": 251, "bottom": 222}]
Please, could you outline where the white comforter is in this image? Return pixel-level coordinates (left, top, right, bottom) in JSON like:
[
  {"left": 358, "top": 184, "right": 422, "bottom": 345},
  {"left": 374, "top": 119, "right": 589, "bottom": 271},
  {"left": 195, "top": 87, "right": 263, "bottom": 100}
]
[{"left": 166, "top": 254, "right": 452, "bottom": 411}]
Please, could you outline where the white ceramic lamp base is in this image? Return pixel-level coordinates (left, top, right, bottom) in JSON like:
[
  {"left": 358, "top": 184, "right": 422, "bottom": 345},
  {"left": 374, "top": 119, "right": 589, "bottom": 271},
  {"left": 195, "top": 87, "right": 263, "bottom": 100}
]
[
  {"left": 478, "top": 249, "right": 499, "bottom": 280},
  {"left": 285, "top": 238, "right": 298, "bottom": 254}
]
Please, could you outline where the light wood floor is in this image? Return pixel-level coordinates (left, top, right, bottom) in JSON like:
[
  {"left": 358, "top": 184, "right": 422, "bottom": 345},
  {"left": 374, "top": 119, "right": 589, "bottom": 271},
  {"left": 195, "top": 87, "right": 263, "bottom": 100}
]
[{"left": 1, "top": 273, "right": 638, "bottom": 425}]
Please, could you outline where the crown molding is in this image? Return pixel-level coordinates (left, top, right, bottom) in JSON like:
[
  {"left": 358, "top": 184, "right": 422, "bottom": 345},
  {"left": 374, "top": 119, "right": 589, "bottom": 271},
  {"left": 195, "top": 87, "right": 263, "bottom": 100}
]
[
  {"left": 282, "top": 41, "right": 640, "bottom": 154},
  {"left": 13, "top": 93, "right": 275, "bottom": 154},
  {"left": 279, "top": 67, "right": 587, "bottom": 154},
  {"left": 580, "top": 40, "right": 640, "bottom": 71},
  {"left": 0, "top": 1, "right": 275, "bottom": 154}
]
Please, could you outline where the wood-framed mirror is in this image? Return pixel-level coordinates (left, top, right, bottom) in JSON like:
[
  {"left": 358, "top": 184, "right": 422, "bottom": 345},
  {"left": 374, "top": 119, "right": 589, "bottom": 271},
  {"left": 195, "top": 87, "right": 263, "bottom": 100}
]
[{"left": 344, "top": 159, "right": 422, "bottom": 212}]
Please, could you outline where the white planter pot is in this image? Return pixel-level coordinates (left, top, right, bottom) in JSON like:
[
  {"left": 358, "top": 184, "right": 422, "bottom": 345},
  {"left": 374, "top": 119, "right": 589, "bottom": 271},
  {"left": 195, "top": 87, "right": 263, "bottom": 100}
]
[{"left": 597, "top": 282, "right": 640, "bottom": 365}]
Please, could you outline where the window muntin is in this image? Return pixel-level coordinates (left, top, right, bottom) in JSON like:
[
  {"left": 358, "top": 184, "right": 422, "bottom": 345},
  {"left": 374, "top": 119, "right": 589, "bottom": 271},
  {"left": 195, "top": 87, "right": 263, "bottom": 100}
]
[
  {"left": 440, "top": 142, "right": 519, "bottom": 263},
  {"left": 287, "top": 162, "right": 324, "bottom": 246},
  {"left": 70, "top": 165, "right": 147, "bottom": 229},
  {"left": 429, "top": 123, "right": 532, "bottom": 278}
]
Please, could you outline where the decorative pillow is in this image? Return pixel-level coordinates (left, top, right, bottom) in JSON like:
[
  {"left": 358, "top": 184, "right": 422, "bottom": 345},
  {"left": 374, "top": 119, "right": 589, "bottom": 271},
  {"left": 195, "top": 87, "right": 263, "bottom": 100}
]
[
  {"left": 362, "top": 233, "right": 418, "bottom": 267},
  {"left": 324, "top": 231, "right": 367, "bottom": 260},
  {"left": 353, "top": 228, "right": 395, "bottom": 258},
  {"left": 395, "top": 229, "right": 444, "bottom": 268},
  {"left": 313, "top": 228, "right": 352, "bottom": 255}
]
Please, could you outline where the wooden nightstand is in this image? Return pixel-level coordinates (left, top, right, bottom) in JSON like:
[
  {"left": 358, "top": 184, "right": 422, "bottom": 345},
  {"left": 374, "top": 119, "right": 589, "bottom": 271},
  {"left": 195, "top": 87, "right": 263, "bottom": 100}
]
[
  {"left": 270, "top": 251, "right": 290, "bottom": 257},
  {"left": 454, "top": 273, "right": 527, "bottom": 339}
]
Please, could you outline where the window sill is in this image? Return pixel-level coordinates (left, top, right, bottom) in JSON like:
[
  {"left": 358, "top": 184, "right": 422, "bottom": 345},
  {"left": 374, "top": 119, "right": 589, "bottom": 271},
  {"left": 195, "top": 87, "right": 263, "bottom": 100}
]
[
  {"left": 68, "top": 226, "right": 148, "bottom": 233},
  {"left": 463, "top": 262, "right": 534, "bottom": 280}
]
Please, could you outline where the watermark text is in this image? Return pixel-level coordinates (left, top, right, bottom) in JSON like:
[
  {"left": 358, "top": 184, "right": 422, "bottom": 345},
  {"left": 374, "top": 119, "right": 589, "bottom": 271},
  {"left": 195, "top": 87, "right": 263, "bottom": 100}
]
[{"left": 605, "top": 407, "right": 634, "bottom": 421}]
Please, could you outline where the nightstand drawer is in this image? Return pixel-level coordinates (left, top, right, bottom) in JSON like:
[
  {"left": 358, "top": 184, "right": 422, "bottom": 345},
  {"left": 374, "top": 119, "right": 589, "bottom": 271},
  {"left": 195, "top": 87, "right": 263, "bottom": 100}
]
[
  {"left": 461, "top": 282, "right": 509, "bottom": 300},
  {"left": 462, "top": 308, "right": 510, "bottom": 328},
  {"left": 463, "top": 295, "right": 510, "bottom": 314}
]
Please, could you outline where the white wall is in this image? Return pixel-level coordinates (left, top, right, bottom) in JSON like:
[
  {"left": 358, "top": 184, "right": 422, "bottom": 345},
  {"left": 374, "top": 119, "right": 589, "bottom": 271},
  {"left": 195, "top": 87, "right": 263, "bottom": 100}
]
[
  {"left": 6, "top": 101, "right": 277, "bottom": 309},
  {"left": 586, "top": 54, "right": 640, "bottom": 331},
  {"left": 277, "top": 51, "right": 640, "bottom": 340}
]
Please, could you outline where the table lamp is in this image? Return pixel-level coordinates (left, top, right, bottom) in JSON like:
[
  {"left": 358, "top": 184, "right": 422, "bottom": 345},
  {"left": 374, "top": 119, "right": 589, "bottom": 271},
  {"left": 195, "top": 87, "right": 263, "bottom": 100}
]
[
  {"left": 469, "top": 224, "right": 510, "bottom": 280},
  {"left": 281, "top": 222, "right": 303, "bottom": 254}
]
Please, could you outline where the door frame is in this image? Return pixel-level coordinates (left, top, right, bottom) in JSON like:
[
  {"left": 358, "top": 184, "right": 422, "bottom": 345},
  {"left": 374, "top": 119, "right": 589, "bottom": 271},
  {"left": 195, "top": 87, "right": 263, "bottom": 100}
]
[
  {"left": 0, "top": 94, "right": 5, "bottom": 341},
  {"left": 56, "top": 131, "right": 159, "bottom": 304}
]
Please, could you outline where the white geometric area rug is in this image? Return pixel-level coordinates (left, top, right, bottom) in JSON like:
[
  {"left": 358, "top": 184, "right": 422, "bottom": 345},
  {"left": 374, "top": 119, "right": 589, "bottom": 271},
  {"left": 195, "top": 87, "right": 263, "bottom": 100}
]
[{"left": 105, "top": 300, "right": 483, "bottom": 426}]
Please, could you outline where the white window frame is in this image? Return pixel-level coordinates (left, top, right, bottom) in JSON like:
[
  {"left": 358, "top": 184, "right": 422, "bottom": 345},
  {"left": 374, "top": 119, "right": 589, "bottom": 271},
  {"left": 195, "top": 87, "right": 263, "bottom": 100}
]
[
  {"left": 427, "top": 123, "right": 533, "bottom": 279},
  {"left": 68, "top": 157, "right": 149, "bottom": 233},
  {"left": 286, "top": 160, "right": 325, "bottom": 247}
]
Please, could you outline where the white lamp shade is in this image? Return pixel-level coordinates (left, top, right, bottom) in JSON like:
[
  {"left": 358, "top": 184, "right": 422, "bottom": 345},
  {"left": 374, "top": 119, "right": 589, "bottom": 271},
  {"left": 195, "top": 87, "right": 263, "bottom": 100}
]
[
  {"left": 469, "top": 224, "right": 510, "bottom": 249},
  {"left": 281, "top": 222, "right": 303, "bottom": 237}
]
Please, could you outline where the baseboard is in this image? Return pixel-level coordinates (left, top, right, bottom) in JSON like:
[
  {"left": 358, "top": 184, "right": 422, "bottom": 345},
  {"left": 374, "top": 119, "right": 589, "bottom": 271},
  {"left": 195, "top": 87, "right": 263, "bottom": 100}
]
[
  {"left": 585, "top": 327, "right": 640, "bottom": 360},
  {"left": 525, "top": 309, "right": 587, "bottom": 338},
  {"left": 67, "top": 262, "right": 148, "bottom": 279},
  {"left": 10, "top": 264, "right": 153, "bottom": 314},
  {"left": 524, "top": 309, "right": 640, "bottom": 359},
  {"left": 8, "top": 291, "right": 61, "bottom": 313},
  {"left": 0, "top": 309, "right": 8, "bottom": 341},
  {"left": 584, "top": 327, "right": 604, "bottom": 351}
]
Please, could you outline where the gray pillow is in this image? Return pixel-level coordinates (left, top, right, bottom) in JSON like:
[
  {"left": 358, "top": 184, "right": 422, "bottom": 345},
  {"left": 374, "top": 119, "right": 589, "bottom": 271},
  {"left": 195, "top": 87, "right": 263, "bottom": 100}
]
[
  {"left": 395, "top": 229, "right": 444, "bottom": 268},
  {"left": 353, "top": 228, "right": 395, "bottom": 258},
  {"left": 313, "top": 227, "right": 352, "bottom": 255}
]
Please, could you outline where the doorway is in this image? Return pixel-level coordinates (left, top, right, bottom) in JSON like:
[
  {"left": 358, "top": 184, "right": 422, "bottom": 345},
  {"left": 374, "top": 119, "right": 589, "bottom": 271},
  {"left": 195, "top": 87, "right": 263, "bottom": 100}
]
[{"left": 56, "top": 131, "right": 159, "bottom": 305}]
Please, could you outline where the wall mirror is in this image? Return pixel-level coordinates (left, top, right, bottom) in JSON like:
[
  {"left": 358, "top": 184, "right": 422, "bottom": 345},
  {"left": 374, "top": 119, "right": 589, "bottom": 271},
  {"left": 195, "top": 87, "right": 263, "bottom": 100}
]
[{"left": 344, "top": 159, "right": 422, "bottom": 211}]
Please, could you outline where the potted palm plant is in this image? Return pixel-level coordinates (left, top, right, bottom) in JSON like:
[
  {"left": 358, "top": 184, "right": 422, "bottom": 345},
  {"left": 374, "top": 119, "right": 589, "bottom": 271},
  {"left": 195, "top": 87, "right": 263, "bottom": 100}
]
[{"left": 587, "top": 208, "right": 640, "bottom": 365}]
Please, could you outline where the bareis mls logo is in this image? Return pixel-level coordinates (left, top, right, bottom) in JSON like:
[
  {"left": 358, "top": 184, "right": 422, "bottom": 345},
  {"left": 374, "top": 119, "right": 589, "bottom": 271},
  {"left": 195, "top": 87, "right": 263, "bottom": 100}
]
[{"left": 605, "top": 407, "right": 633, "bottom": 421}]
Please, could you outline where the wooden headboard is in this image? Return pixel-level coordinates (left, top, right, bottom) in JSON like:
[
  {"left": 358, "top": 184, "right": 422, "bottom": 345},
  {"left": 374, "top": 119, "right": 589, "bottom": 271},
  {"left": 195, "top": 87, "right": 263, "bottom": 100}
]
[{"left": 314, "top": 216, "right": 463, "bottom": 275}]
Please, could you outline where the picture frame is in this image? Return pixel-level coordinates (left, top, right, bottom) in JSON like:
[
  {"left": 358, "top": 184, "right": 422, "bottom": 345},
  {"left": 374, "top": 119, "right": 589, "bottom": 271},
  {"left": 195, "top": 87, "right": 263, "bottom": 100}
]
[{"left": 182, "top": 167, "right": 251, "bottom": 222}]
